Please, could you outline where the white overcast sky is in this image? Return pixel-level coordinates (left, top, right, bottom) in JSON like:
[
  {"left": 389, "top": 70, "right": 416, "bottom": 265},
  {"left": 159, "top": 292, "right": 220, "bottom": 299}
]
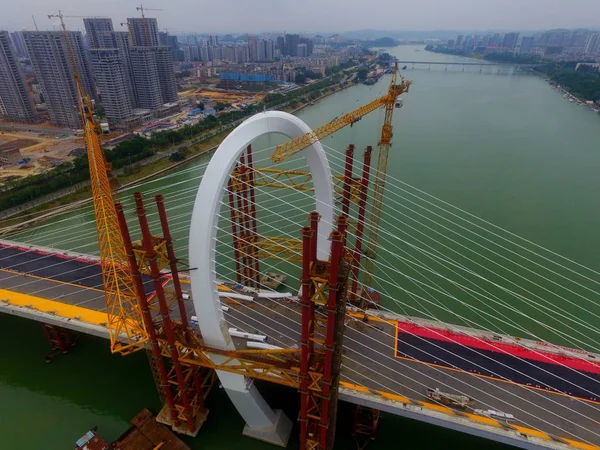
[{"left": 1, "top": 0, "right": 598, "bottom": 34}]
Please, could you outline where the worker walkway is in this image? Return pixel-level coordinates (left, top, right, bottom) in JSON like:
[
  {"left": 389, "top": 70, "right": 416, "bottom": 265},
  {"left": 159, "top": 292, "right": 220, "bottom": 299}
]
[{"left": 1, "top": 240, "right": 599, "bottom": 449}]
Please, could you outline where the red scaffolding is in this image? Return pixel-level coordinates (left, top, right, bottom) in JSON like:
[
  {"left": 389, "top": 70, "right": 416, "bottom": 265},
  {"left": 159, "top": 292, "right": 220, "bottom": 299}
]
[
  {"left": 228, "top": 145, "right": 260, "bottom": 287},
  {"left": 299, "top": 213, "right": 350, "bottom": 450},
  {"left": 116, "top": 194, "right": 215, "bottom": 436}
]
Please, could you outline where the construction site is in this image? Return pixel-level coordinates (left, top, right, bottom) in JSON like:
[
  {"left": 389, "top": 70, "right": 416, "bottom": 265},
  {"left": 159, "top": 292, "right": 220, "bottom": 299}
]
[{"left": 0, "top": 130, "right": 84, "bottom": 183}]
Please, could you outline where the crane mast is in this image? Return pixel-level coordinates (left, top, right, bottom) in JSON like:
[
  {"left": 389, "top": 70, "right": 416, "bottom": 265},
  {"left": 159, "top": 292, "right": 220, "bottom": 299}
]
[
  {"left": 362, "top": 65, "right": 410, "bottom": 292},
  {"left": 48, "top": 11, "right": 146, "bottom": 354},
  {"left": 136, "top": 4, "right": 163, "bottom": 46}
]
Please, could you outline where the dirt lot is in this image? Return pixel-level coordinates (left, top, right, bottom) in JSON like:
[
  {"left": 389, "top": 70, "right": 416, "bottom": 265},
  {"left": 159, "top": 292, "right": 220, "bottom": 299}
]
[
  {"left": 0, "top": 131, "right": 84, "bottom": 183},
  {"left": 185, "top": 88, "right": 264, "bottom": 104},
  {"left": 0, "top": 138, "right": 39, "bottom": 152}
]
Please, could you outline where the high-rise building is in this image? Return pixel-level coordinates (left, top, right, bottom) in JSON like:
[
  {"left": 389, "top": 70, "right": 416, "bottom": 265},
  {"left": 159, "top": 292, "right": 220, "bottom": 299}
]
[
  {"left": 129, "top": 47, "right": 162, "bottom": 110},
  {"left": 502, "top": 33, "right": 519, "bottom": 51},
  {"left": 182, "top": 46, "right": 191, "bottom": 61},
  {"left": 584, "top": 33, "right": 600, "bottom": 55},
  {"left": 455, "top": 35, "right": 464, "bottom": 49},
  {"left": 22, "top": 31, "right": 94, "bottom": 128},
  {"left": 265, "top": 40, "right": 274, "bottom": 61},
  {"left": 127, "top": 17, "right": 160, "bottom": 47},
  {"left": 155, "top": 47, "right": 177, "bottom": 103},
  {"left": 299, "top": 38, "right": 313, "bottom": 56},
  {"left": 297, "top": 43, "right": 307, "bottom": 58},
  {"left": 248, "top": 35, "right": 258, "bottom": 61},
  {"left": 286, "top": 34, "right": 300, "bottom": 57},
  {"left": 569, "top": 31, "right": 589, "bottom": 49},
  {"left": 128, "top": 45, "right": 177, "bottom": 110},
  {"left": 257, "top": 39, "right": 266, "bottom": 61},
  {"left": 518, "top": 36, "right": 534, "bottom": 54},
  {"left": 111, "top": 30, "right": 137, "bottom": 109},
  {"left": 90, "top": 48, "right": 132, "bottom": 128},
  {"left": 212, "top": 46, "right": 222, "bottom": 61},
  {"left": 200, "top": 46, "right": 209, "bottom": 62},
  {"left": 10, "top": 31, "right": 27, "bottom": 58},
  {"left": 167, "top": 35, "right": 182, "bottom": 61},
  {"left": 83, "top": 18, "right": 114, "bottom": 49},
  {"left": 276, "top": 36, "right": 285, "bottom": 55},
  {"left": 0, "top": 31, "right": 37, "bottom": 123},
  {"left": 84, "top": 19, "right": 138, "bottom": 120},
  {"left": 158, "top": 31, "right": 169, "bottom": 46},
  {"left": 209, "top": 35, "right": 219, "bottom": 47},
  {"left": 235, "top": 46, "right": 249, "bottom": 63},
  {"left": 463, "top": 36, "right": 474, "bottom": 51}
]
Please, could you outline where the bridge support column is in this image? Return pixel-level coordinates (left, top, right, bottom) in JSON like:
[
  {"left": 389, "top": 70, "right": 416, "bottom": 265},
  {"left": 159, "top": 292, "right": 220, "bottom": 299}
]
[
  {"left": 218, "top": 370, "right": 293, "bottom": 447},
  {"left": 353, "top": 405, "right": 381, "bottom": 450},
  {"left": 41, "top": 323, "right": 78, "bottom": 362}
]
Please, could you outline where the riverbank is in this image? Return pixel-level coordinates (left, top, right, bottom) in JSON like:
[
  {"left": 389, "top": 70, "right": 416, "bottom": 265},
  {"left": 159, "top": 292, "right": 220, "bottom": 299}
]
[
  {"left": 526, "top": 68, "right": 600, "bottom": 112},
  {"left": 0, "top": 73, "right": 360, "bottom": 230}
]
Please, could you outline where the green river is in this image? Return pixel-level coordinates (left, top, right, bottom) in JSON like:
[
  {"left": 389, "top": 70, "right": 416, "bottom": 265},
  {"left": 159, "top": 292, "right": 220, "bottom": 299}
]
[{"left": 2, "top": 45, "right": 600, "bottom": 449}]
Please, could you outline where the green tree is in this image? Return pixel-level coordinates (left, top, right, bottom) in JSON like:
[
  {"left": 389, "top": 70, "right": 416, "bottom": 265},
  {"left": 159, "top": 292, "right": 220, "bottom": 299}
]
[{"left": 357, "top": 68, "right": 369, "bottom": 81}]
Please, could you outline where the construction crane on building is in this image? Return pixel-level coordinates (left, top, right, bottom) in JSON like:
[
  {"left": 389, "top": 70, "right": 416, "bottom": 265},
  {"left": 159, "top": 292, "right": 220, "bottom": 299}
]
[
  {"left": 51, "top": 14, "right": 110, "bottom": 19},
  {"left": 136, "top": 4, "right": 163, "bottom": 46},
  {"left": 119, "top": 22, "right": 132, "bottom": 38},
  {"left": 47, "top": 11, "right": 147, "bottom": 355},
  {"left": 271, "top": 63, "right": 411, "bottom": 295}
]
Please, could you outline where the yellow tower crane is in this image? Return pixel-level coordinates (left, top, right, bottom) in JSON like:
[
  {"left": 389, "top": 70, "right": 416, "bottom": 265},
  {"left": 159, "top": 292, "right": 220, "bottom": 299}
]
[
  {"left": 48, "top": 11, "right": 147, "bottom": 354},
  {"left": 135, "top": 4, "right": 163, "bottom": 46},
  {"left": 271, "top": 63, "right": 411, "bottom": 290},
  {"left": 362, "top": 64, "right": 410, "bottom": 290}
]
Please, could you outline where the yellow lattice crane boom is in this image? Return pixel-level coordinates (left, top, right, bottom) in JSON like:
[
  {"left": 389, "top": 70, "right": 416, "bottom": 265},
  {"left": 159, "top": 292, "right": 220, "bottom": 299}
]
[
  {"left": 270, "top": 63, "right": 410, "bottom": 291},
  {"left": 48, "top": 11, "right": 147, "bottom": 354},
  {"left": 271, "top": 64, "right": 410, "bottom": 163}
]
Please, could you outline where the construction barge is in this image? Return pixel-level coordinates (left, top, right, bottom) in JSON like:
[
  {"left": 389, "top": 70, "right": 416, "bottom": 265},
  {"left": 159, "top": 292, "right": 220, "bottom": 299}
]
[{"left": 74, "top": 409, "right": 190, "bottom": 450}]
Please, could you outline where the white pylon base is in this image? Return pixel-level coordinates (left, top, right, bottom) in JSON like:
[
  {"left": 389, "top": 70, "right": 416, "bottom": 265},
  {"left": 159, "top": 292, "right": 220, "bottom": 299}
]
[
  {"left": 242, "top": 409, "right": 293, "bottom": 447},
  {"left": 220, "top": 370, "right": 292, "bottom": 447}
]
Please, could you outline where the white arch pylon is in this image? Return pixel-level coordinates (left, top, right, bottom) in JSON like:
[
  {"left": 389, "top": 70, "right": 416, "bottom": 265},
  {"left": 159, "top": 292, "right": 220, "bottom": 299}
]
[{"left": 188, "top": 111, "right": 334, "bottom": 444}]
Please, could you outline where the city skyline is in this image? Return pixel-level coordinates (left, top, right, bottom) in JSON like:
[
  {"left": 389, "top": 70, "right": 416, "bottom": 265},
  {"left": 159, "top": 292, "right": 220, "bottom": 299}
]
[{"left": 0, "top": 0, "right": 599, "bottom": 34}]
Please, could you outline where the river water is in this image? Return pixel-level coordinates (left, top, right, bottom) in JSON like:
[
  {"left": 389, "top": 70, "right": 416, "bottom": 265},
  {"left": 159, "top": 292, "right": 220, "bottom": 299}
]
[{"left": 2, "top": 45, "right": 600, "bottom": 449}]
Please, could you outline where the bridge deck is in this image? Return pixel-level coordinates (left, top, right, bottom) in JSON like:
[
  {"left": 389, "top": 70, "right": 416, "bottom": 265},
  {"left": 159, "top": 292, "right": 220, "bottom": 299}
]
[{"left": 0, "top": 243, "right": 599, "bottom": 450}]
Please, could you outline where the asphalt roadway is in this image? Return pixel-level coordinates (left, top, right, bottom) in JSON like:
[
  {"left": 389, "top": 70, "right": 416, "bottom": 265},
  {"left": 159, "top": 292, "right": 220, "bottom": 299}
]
[{"left": 1, "top": 248, "right": 599, "bottom": 446}]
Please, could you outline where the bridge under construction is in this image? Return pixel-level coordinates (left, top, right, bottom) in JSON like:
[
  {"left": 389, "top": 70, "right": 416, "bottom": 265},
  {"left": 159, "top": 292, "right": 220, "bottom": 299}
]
[
  {"left": 1, "top": 235, "right": 600, "bottom": 450},
  {"left": 1, "top": 15, "right": 600, "bottom": 450}
]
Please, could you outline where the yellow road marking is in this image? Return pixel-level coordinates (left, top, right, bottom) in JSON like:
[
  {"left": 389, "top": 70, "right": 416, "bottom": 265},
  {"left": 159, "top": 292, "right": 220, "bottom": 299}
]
[
  {"left": 378, "top": 391, "right": 411, "bottom": 404},
  {"left": 562, "top": 439, "right": 600, "bottom": 450},
  {"left": 0, "top": 288, "right": 108, "bottom": 326},
  {"left": 418, "top": 400, "right": 455, "bottom": 414},
  {"left": 463, "top": 413, "right": 502, "bottom": 427},
  {"left": 512, "top": 425, "right": 550, "bottom": 440}
]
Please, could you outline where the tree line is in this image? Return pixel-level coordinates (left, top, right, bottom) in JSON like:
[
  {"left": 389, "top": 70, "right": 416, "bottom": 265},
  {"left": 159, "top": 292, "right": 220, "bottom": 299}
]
[
  {"left": 263, "top": 73, "right": 344, "bottom": 108},
  {"left": 535, "top": 62, "right": 600, "bottom": 102},
  {"left": 0, "top": 104, "right": 260, "bottom": 212}
]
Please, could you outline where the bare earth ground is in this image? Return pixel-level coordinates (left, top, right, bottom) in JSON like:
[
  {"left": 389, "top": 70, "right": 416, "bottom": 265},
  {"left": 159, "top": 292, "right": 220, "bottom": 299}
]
[
  {"left": 182, "top": 88, "right": 264, "bottom": 104},
  {"left": 0, "top": 131, "right": 84, "bottom": 183}
]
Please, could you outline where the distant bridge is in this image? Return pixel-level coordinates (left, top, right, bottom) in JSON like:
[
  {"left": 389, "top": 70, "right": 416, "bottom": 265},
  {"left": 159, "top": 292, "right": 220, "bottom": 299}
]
[{"left": 397, "top": 61, "right": 541, "bottom": 68}]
